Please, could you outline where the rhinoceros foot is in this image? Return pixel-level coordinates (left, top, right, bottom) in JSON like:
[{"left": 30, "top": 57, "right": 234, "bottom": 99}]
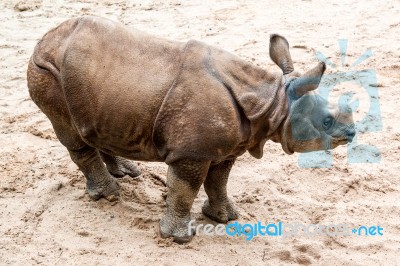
[
  {"left": 202, "top": 199, "right": 238, "bottom": 223},
  {"left": 159, "top": 214, "right": 194, "bottom": 244},
  {"left": 86, "top": 177, "right": 120, "bottom": 202},
  {"left": 100, "top": 153, "right": 141, "bottom": 178},
  {"left": 107, "top": 158, "right": 141, "bottom": 178}
]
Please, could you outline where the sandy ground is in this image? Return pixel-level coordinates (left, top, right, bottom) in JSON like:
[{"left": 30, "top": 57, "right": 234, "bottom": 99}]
[{"left": 1, "top": 0, "right": 400, "bottom": 265}]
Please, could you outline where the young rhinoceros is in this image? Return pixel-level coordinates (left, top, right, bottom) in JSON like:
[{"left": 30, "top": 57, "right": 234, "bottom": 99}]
[{"left": 27, "top": 16, "right": 355, "bottom": 243}]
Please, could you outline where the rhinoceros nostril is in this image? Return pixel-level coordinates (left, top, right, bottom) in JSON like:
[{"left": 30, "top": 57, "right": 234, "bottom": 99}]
[{"left": 347, "top": 130, "right": 355, "bottom": 141}]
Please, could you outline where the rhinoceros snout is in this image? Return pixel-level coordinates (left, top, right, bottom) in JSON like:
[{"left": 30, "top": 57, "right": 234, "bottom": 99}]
[{"left": 346, "top": 128, "right": 356, "bottom": 142}]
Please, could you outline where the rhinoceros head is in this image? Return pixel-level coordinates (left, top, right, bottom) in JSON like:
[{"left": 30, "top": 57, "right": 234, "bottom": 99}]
[{"left": 269, "top": 34, "right": 355, "bottom": 154}]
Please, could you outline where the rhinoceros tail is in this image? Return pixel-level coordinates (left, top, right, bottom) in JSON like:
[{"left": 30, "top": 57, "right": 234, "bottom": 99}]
[
  {"left": 29, "top": 17, "right": 82, "bottom": 83},
  {"left": 27, "top": 19, "right": 79, "bottom": 119},
  {"left": 27, "top": 18, "right": 83, "bottom": 114}
]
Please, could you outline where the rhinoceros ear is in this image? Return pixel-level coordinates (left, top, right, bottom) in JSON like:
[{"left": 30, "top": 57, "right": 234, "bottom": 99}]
[
  {"left": 292, "top": 61, "right": 326, "bottom": 96},
  {"left": 269, "top": 34, "right": 294, "bottom": 75}
]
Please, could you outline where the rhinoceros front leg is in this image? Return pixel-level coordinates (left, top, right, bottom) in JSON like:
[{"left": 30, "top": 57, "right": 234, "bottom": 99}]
[
  {"left": 159, "top": 159, "right": 210, "bottom": 243},
  {"left": 69, "top": 146, "right": 120, "bottom": 201},
  {"left": 100, "top": 152, "right": 141, "bottom": 178},
  {"left": 202, "top": 159, "right": 239, "bottom": 223}
]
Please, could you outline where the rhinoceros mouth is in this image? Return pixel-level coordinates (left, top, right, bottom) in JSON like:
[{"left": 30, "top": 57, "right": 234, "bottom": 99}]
[{"left": 334, "top": 137, "right": 350, "bottom": 145}]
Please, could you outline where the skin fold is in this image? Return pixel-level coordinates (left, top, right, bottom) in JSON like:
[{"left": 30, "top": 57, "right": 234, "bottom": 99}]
[{"left": 27, "top": 16, "right": 355, "bottom": 243}]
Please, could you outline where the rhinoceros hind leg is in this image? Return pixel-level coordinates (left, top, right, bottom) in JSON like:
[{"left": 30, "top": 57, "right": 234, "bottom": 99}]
[
  {"left": 159, "top": 159, "right": 210, "bottom": 243},
  {"left": 100, "top": 152, "right": 141, "bottom": 178},
  {"left": 202, "top": 159, "right": 239, "bottom": 223},
  {"left": 48, "top": 121, "right": 120, "bottom": 201},
  {"left": 27, "top": 55, "right": 119, "bottom": 202}
]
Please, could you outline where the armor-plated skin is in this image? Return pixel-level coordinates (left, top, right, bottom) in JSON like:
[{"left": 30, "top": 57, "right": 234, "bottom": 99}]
[{"left": 27, "top": 16, "right": 355, "bottom": 243}]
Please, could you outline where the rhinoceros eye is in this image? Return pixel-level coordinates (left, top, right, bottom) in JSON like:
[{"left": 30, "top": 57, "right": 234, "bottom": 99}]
[{"left": 323, "top": 116, "right": 333, "bottom": 129}]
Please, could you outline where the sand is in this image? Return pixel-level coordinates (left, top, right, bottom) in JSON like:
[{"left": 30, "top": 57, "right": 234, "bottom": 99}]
[{"left": 1, "top": 0, "right": 399, "bottom": 265}]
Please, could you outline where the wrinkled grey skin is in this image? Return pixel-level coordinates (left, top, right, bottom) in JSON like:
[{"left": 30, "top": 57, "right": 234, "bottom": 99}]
[{"left": 27, "top": 16, "right": 355, "bottom": 243}]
